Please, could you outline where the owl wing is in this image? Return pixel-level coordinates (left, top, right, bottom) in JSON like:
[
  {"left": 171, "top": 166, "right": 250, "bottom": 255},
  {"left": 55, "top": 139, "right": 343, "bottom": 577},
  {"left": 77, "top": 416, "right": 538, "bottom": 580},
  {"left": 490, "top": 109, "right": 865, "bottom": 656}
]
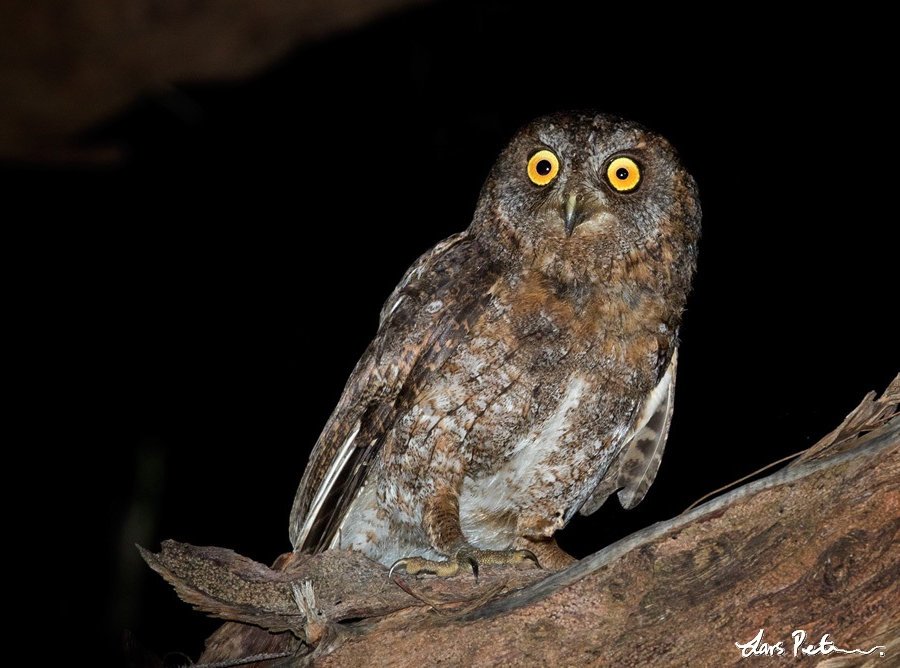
[
  {"left": 289, "top": 232, "right": 498, "bottom": 553},
  {"left": 579, "top": 348, "right": 678, "bottom": 515}
]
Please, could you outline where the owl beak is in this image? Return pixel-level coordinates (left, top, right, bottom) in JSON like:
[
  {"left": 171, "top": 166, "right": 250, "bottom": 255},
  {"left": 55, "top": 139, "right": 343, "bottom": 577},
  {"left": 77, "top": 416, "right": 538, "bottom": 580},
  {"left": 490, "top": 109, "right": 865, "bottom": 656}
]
[{"left": 564, "top": 193, "right": 580, "bottom": 237}]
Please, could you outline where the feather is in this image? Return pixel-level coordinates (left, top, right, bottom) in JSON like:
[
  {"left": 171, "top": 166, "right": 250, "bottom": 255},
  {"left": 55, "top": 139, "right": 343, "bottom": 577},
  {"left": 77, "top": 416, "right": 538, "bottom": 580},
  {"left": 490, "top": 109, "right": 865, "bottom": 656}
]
[
  {"left": 289, "top": 232, "right": 498, "bottom": 553},
  {"left": 579, "top": 349, "right": 678, "bottom": 515},
  {"left": 293, "top": 421, "right": 360, "bottom": 549}
]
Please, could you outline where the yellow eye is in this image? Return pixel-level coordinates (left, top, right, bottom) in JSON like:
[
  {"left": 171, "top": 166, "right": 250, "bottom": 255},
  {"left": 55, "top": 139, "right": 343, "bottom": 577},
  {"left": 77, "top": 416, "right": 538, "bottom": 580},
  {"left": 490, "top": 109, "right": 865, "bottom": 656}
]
[
  {"left": 527, "top": 150, "right": 560, "bottom": 186},
  {"left": 606, "top": 156, "right": 641, "bottom": 192}
]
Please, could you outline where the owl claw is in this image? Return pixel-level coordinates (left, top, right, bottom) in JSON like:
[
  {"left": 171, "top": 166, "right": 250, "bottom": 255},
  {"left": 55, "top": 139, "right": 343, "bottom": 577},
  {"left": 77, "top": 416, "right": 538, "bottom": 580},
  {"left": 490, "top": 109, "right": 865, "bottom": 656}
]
[
  {"left": 388, "top": 548, "right": 541, "bottom": 581},
  {"left": 388, "top": 556, "right": 464, "bottom": 578},
  {"left": 388, "top": 559, "right": 405, "bottom": 579},
  {"left": 463, "top": 553, "right": 479, "bottom": 581},
  {"left": 517, "top": 549, "right": 541, "bottom": 568}
]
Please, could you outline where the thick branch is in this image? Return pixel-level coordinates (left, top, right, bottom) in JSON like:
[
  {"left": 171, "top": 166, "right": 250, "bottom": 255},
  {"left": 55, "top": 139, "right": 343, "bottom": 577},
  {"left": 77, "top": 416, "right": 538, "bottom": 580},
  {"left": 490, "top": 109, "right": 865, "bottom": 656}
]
[
  {"left": 313, "top": 417, "right": 896, "bottom": 666},
  {"left": 141, "top": 376, "right": 899, "bottom": 665}
]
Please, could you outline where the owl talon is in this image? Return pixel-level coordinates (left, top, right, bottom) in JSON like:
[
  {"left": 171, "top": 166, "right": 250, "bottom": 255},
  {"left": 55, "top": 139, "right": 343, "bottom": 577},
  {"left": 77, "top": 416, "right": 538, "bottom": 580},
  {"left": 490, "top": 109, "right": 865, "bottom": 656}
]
[
  {"left": 517, "top": 549, "right": 541, "bottom": 568},
  {"left": 463, "top": 553, "right": 479, "bottom": 581},
  {"left": 389, "top": 556, "right": 464, "bottom": 578},
  {"left": 388, "top": 559, "right": 406, "bottom": 579},
  {"left": 388, "top": 548, "right": 541, "bottom": 581}
]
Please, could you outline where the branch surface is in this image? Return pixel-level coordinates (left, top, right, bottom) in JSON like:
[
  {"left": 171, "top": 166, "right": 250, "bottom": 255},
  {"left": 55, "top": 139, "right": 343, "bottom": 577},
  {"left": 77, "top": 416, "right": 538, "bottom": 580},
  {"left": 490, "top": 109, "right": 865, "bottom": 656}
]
[{"left": 141, "top": 375, "right": 900, "bottom": 666}]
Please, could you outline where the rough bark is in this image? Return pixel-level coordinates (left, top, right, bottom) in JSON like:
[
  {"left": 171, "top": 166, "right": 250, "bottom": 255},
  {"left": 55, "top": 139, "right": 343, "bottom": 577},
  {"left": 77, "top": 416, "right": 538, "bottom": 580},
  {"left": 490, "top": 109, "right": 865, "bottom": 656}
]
[
  {"left": 140, "top": 375, "right": 899, "bottom": 666},
  {"left": 0, "top": 0, "right": 430, "bottom": 160}
]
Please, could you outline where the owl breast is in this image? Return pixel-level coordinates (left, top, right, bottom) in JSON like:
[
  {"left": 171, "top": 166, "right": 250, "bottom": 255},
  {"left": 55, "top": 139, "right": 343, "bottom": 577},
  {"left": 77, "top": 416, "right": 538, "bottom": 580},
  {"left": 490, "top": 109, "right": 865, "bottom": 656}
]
[
  {"left": 457, "top": 373, "right": 633, "bottom": 550},
  {"left": 334, "top": 267, "right": 658, "bottom": 563}
]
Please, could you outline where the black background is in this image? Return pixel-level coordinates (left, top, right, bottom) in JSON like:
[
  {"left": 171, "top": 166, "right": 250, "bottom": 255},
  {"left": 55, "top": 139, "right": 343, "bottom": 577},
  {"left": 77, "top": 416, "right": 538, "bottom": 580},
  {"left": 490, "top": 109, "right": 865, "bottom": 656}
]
[{"left": 11, "top": 2, "right": 897, "bottom": 664}]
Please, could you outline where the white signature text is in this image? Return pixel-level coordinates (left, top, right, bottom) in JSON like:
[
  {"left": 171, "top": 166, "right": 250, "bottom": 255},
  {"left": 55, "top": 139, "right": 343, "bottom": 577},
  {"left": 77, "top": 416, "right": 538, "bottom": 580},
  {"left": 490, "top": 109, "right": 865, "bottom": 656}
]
[{"left": 735, "top": 629, "right": 886, "bottom": 658}]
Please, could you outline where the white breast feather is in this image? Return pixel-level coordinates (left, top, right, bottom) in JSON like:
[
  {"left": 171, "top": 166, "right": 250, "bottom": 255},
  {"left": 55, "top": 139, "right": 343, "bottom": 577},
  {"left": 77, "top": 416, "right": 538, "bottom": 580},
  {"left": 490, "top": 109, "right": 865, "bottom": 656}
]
[{"left": 459, "top": 376, "right": 587, "bottom": 547}]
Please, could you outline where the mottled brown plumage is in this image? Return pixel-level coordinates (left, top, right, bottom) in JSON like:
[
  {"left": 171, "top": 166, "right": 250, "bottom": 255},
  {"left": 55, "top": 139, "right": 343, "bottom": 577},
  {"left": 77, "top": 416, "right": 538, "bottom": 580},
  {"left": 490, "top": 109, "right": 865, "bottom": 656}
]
[{"left": 289, "top": 112, "right": 701, "bottom": 573}]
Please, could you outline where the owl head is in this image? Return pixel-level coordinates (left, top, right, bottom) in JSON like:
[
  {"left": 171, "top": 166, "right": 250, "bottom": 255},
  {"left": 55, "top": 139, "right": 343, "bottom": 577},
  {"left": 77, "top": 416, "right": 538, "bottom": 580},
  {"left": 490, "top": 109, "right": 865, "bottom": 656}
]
[{"left": 471, "top": 112, "right": 701, "bottom": 286}]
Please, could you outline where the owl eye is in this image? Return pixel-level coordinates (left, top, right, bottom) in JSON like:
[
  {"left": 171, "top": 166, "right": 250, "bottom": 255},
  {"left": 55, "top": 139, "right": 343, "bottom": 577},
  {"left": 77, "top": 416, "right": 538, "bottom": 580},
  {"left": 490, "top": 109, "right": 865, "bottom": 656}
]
[
  {"left": 606, "top": 156, "right": 641, "bottom": 192},
  {"left": 527, "top": 150, "right": 560, "bottom": 186}
]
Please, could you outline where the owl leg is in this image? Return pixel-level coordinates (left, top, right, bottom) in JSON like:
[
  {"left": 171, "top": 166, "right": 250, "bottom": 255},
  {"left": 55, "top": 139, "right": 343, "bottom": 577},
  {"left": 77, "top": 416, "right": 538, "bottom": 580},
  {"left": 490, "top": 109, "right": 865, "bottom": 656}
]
[
  {"left": 514, "top": 536, "right": 577, "bottom": 571},
  {"left": 389, "top": 491, "right": 539, "bottom": 578}
]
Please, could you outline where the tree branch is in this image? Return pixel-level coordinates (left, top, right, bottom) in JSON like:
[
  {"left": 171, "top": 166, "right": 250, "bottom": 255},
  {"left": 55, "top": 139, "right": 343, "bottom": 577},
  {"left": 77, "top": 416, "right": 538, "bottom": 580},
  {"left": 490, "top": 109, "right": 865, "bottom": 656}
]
[{"left": 140, "top": 375, "right": 899, "bottom": 665}]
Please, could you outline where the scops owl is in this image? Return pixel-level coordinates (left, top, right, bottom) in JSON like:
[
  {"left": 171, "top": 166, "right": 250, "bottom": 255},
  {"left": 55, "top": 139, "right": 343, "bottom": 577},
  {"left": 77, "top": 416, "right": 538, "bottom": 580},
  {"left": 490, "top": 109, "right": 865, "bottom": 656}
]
[{"left": 289, "top": 112, "right": 701, "bottom": 574}]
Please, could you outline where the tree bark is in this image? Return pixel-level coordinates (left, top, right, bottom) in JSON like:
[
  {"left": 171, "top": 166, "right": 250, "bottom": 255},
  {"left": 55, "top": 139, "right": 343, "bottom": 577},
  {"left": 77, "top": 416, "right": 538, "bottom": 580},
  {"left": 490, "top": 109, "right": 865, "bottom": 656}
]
[{"left": 140, "top": 375, "right": 899, "bottom": 666}]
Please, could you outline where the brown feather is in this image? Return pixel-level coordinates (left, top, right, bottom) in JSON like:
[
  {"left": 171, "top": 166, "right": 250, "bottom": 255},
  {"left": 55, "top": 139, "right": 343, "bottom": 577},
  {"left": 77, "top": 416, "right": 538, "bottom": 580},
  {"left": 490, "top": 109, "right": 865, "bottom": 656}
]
[{"left": 289, "top": 233, "right": 501, "bottom": 552}]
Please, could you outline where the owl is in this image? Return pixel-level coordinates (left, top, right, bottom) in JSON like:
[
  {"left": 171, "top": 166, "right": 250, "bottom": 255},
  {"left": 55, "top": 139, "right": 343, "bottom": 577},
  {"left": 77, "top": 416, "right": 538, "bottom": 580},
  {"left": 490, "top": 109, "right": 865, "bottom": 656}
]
[{"left": 289, "top": 112, "right": 701, "bottom": 575}]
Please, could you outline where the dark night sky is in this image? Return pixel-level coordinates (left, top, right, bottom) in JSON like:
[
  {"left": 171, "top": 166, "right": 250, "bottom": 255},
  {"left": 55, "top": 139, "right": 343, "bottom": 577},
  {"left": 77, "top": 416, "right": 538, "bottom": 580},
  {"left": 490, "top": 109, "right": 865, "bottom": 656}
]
[{"left": 12, "top": 3, "right": 897, "bottom": 664}]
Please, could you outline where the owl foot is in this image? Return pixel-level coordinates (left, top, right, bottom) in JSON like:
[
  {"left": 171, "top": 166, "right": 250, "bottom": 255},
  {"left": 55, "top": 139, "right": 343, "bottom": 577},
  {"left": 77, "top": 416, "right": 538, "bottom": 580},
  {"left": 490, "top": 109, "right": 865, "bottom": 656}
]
[{"left": 389, "top": 548, "right": 539, "bottom": 580}]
